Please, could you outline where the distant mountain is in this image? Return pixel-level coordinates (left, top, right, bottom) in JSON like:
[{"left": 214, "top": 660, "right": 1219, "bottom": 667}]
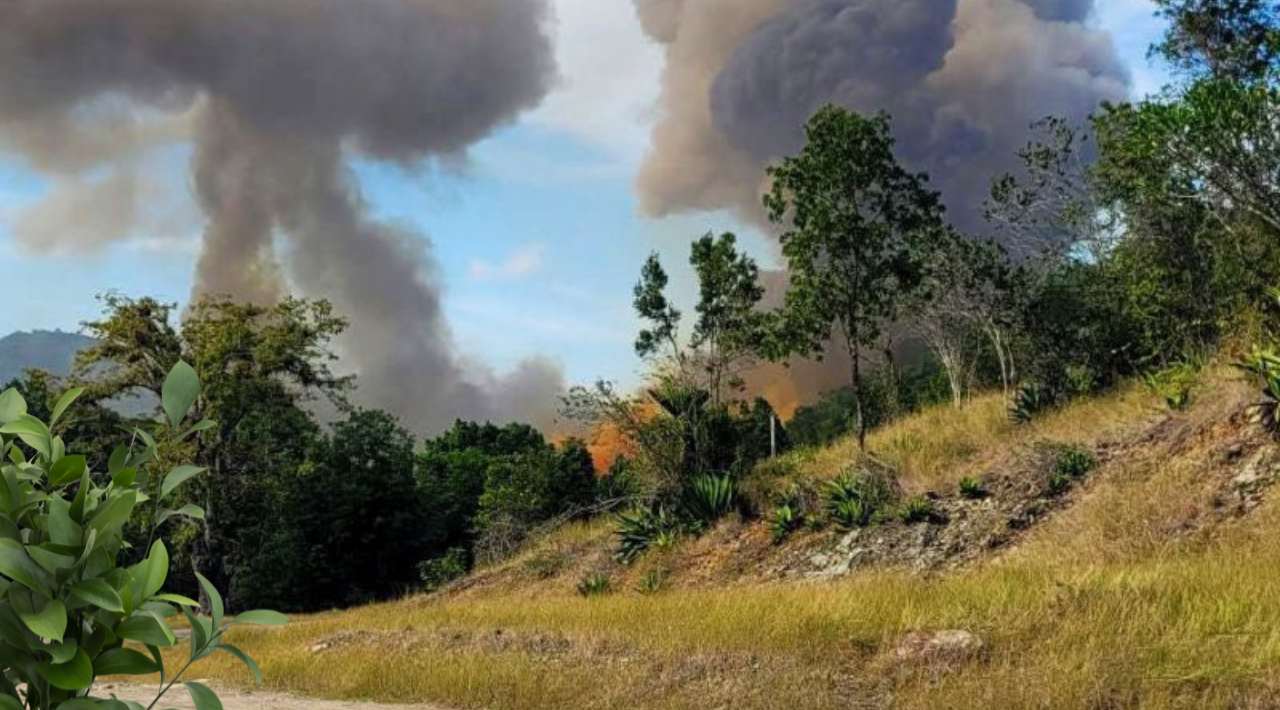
[{"left": 0, "top": 330, "right": 96, "bottom": 384}]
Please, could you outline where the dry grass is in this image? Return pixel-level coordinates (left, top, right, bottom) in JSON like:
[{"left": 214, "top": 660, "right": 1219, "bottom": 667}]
[{"left": 160, "top": 367, "right": 1280, "bottom": 709}]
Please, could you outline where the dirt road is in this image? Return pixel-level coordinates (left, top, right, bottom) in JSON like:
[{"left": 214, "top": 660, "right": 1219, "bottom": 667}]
[{"left": 97, "top": 683, "right": 451, "bottom": 709}]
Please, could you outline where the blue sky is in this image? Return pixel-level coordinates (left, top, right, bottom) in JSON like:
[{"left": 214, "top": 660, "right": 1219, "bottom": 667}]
[{"left": 0, "top": 0, "right": 1171, "bottom": 392}]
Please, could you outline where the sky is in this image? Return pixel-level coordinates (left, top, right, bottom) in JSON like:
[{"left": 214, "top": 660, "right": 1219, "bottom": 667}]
[{"left": 0, "top": 0, "right": 1172, "bottom": 394}]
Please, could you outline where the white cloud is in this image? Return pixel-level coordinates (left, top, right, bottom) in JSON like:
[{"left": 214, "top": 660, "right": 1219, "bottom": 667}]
[
  {"left": 468, "top": 243, "right": 547, "bottom": 281},
  {"left": 529, "top": 0, "right": 663, "bottom": 163}
]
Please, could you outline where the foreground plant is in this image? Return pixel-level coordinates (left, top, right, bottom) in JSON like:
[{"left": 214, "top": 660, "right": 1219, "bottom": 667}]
[{"left": 0, "top": 362, "right": 284, "bottom": 709}]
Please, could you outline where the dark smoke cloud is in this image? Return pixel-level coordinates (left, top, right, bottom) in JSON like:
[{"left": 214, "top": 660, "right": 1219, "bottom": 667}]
[
  {"left": 635, "top": 0, "right": 1129, "bottom": 231},
  {"left": 0, "top": 0, "right": 564, "bottom": 433},
  {"left": 634, "top": 0, "right": 1130, "bottom": 403}
]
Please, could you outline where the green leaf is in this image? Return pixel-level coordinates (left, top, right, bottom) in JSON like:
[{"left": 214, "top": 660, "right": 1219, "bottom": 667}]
[
  {"left": 88, "top": 490, "right": 138, "bottom": 537},
  {"left": 195, "top": 571, "right": 223, "bottom": 630},
  {"left": 0, "top": 415, "right": 51, "bottom": 460},
  {"left": 0, "top": 389, "right": 26, "bottom": 426},
  {"left": 217, "top": 643, "right": 263, "bottom": 684},
  {"left": 48, "top": 454, "right": 86, "bottom": 487},
  {"left": 94, "top": 647, "right": 161, "bottom": 676},
  {"left": 143, "top": 540, "right": 168, "bottom": 599},
  {"left": 230, "top": 610, "right": 288, "bottom": 626},
  {"left": 158, "top": 504, "right": 205, "bottom": 524},
  {"left": 185, "top": 680, "right": 223, "bottom": 710},
  {"left": 0, "top": 696, "right": 21, "bottom": 710},
  {"left": 70, "top": 578, "right": 124, "bottom": 613},
  {"left": 18, "top": 598, "right": 66, "bottom": 642},
  {"left": 152, "top": 593, "right": 199, "bottom": 607},
  {"left": 0, "top": 538, "right": 49, "bottom": 594},
  {"left": 49, "top": 387, "right": 85, "bottom": 429},
  {"left": 38, "top": 647, "right": 92, "bottom": 690},
  {"left": 54, "top": 701, "right": 101, "bottom": 710},
  {"left": 160, "top": 466, "right": 206, "bottom": 501},
  {"left": 28, "top": 545, "right": 75, "bottom": 576},
  {"left": 117, "top": 611, "right": 176, "bottom": 647},
  {"left": 180, "top": 419, "right": 217, "bottom": 440},
  {"left": 48, "top": 639, "right": 78, "bottom": 664},
  {"left": 47, "top": 497, "right": 82, "bottom": 547},
  {"left": 107, "top": 445, "right": 128, "bottom": 477},
  {"left": 162, "top": 361, "right": 200, "bottom": 428}
]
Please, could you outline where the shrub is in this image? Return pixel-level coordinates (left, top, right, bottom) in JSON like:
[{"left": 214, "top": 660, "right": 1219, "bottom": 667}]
[
  {"left": 418, "top": 547, "right": 469, "bottom": 592},
  {"left": 0, "top": 361, "right": 284, "bottom": 709},
  {"left": 1144, "top": 360, "right": 1200, "bottom": 411},
  {"left": 577, "top": 572, "right": 611, "bottom": 597},
  {"left": 681, "top": 473, "right": 736, "bottom": 527},
  {"left": 898, "top": 495, "right": 936, "bottom": 524},
  {"left": 1054, "top": 445, "right": 1098, "bottom": 479},
  {"left": 615, "top": 505, "right": 682, "bottom": 564},
  {"left": 1047, "top": 471, "right": 1074, "bottom": 496},
  {"left": 1238, "top": 347, "right": 1280, "bottom": 438},
  {"left": 769, "top": 503, "right": 802, "bottom": 544},
  {"left": 958, "top": 476, "right": 987, "bottom": 499},
  {"left": 1010, "top": 382, "right": 1052, "bottom": 424},
  {"left": 636, "top": 569, "right": 668, "bottom": 595},
  {"left": 824, "top": 469, "right": 897, "bottom": 530}
]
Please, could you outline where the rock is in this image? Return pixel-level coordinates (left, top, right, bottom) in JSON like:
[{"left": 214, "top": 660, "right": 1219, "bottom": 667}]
[
  {"left": 892, "top": 630, "right": 985, "bottom": 665},
  {"left": 308, "top": 642, "right": 332, "bottom": 654}
]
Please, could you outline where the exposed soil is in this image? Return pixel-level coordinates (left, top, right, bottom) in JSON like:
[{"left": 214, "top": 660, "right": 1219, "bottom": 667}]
[{"left": 99, "top": 683, "right": 451, "bottom": 710}]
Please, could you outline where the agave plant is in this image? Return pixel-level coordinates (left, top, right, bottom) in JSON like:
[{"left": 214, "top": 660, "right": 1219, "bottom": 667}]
[
  {"left": 1238, "top": 347, "right": 1280, "bottom": 437},
  {"left": 680, "top": 473, "right": 736, "bottom": 526},
  {"left": 1009, "top": 382, "right": 1050, "bottom": 424},
  {"left": 824, "top": 469, "right": 895, "bottom": 530},
  {"left": 614, "top": 504, "right": 682, "bottom": 564},
  {"left": 769, "top": 503, "right": 802, "bottom": 544},
  {"left": 0, "top": 361, "right": 284, "bottom": 709}
]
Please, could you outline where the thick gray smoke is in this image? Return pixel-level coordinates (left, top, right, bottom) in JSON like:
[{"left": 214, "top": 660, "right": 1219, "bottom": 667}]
[
  {"left": 634, "top": 0, "right": 1130, "bottom": 231},
  {"left": 0, "top": 0, "right": 564, "bottom": 433}
]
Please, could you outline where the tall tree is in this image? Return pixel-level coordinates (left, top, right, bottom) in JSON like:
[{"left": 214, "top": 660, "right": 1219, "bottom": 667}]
[
  {"left": 1154, "top": 0, "right": 1280, "bottom": 83},
  {"left": 764, "top": 106, "right": 942, "bottom": 449},
  {"left": 74, "top": 295, "right": 351, "bottom": 607},
  {"left": 633, "top": 254, "right": 684, "bottom": 369},
  {"left": 688, "top": 232, "right": 767, "bottom": 407}
]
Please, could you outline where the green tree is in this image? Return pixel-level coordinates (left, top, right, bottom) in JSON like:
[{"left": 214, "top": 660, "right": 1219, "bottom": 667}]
[
  {"left": 1154, "top": 0, "right": 1280, "bottom": 83},
  {"left": 633, "top": 254, "right": 684, "bottom": 367},
  {"left": 73, "top": 295, "right": 349, "bottom": 608},
  {"left": 688, "top": 233, "right": 768, "bottom": 407},
  {"left": 764, "top": 106, "right": 942, "bottom": 449},
  {"left": 289, "top": 410, "right": 427, "bottom": 609}
]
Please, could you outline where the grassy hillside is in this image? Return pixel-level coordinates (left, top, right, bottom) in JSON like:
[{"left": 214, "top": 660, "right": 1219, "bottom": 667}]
[{"left": 169, "top": 367, "right": 1280, "bottom": 708}]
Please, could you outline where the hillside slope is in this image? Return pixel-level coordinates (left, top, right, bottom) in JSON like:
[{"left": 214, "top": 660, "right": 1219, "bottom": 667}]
[
  {"left": 0, "top": 329, "right": 94, "bottom": 383},
  {"left": 172, "top": 368, "right": 1280, "bottom": 709}
]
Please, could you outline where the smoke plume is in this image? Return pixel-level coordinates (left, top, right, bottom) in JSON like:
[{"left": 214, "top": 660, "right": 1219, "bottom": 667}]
[
  {"left": 634, "top": 0, "right": 1130, "bottom": 231},
  {"left": 0, "top": 0, "right": 564, "bottom": 433}
]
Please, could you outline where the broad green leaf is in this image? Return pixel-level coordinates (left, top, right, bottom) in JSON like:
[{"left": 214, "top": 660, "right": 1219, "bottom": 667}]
[
  {"left": 94, "top": 647, "right": 161, "bottom": 676},
  {"left": 152, "top": 593, "right": 199, "bottom": 607},
  {"left": 158, "top": 504, "right": 205, "bottom": 524},
  {"left": 185, "top": 680, "right": 223, "bottom": 710},
  {"left": 28, "top": 545, "right": 75, "bottom": 576},
  {"left": 143, "top": 540, "right": 168, "bottom": 598},
  {"left": 0, "top": 389, "right": 26, "bottom": 426},
  {"left": 48, "top": 387, "right": 84, "bottom": 429},
  {"left": 0, "top": 539, "right": 49, "bottom": 594},
  {"left": 38, "top": 647, "right": 92, "bottom": 690},
  {"left": 180, "top": 419, "right": 217, "bottom": 440},
  {"left": 218, "top": 643, "right": 263, "bottom": 684},
  {"left": 182, "top": 608, "right": 210, "bottom": 661},
  {"left": 195, "top": 571, "right": 223, "bottom": 630},
  {"left": 117, "top": 610, "right": 176, "bottom": 647},
  {"left": 111, "top": 466, "right": 137, "bottom": 488},
  {"left": 48, "top": 638, "right": 78, "bottom": 664},
  {"left": 160, "top": 466, "right": 206, "bottom": 501},
  {"left": 230, "top": 610, "right": 288, "bottom": 626},
  {"left": 48, "top": 455, "right": 86, "bottom": 487},
  {"left": 54, "top": 701, "right": 100, "bottom": 710},
  {"left": 88, "top": 490, "right": 137, "bottom": 537},
  {"left": 69, "top": 469, "right": 90, "bottom": 522},
  {"left": 18, "top": 598, "right": 66, "bottom": 642},
  {"left": 0, "top": 415, "right": 51, "bottom": 460},
  {"left": 162, "top": 361, "right": 200, "bottom": 428},
  {"left": 0, "top": 695, "right": 21, "bottom": 710},
  {"left": 47, "top": 497, "right": 82, "bottom": 546},
  {"left": 70, "top": 578, "right": 124, "bottom": 613},
  {"left": 107, "top": 445, "right": 128, "bottom": 477}
]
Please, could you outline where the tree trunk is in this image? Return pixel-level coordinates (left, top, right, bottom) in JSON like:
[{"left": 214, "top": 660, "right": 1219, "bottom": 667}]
[
  {"left": 882, "top": 343, "right": 900, "bottom": 419},
  {"left": 852, "top": 342, "right": 867, "bottom": 450}
]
